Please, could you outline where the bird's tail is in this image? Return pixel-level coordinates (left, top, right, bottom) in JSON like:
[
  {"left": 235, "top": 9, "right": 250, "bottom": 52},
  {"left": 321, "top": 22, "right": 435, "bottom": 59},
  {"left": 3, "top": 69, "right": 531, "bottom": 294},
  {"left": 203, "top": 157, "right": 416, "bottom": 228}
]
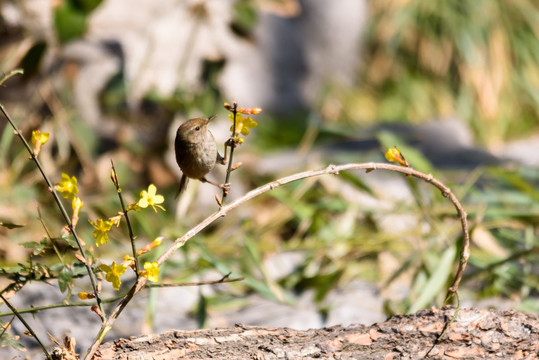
[{"left": 175, "top": 175, "right": 188, "bottom": 199}]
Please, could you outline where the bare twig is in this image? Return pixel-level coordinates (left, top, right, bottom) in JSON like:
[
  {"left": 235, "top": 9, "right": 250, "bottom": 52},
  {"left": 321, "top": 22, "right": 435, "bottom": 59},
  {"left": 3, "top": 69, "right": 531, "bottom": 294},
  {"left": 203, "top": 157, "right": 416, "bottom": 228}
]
[
  {"left": 84, "top": 162, "right": 470, "bottom": 360},
  {"left": 146, "top": 274, "right": 244, "bottom": 288}
]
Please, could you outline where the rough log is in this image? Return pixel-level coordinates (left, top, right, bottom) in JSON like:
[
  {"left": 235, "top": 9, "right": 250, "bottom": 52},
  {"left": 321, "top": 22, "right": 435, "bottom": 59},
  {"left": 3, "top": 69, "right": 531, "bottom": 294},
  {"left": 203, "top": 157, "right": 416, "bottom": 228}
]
[{"left": 92, "top": 307, "right": 538, "bottom": 360}]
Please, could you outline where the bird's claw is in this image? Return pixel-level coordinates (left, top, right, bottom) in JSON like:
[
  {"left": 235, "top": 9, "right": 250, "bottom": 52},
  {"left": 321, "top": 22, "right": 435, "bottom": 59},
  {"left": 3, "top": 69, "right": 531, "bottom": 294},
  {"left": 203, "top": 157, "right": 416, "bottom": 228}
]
[
  {"left": 220, "top": 183, "right": 231, "bottom": 194},
  {"left": 225, "top": 138, "right": 238, "bottom": 148}
]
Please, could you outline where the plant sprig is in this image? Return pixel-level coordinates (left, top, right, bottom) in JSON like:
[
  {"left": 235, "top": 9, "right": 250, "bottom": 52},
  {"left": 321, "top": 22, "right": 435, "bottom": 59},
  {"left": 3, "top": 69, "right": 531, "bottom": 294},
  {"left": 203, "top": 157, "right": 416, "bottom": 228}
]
[
  {"left": 0, "top": 102, "right": 105, "bottom": 319},
  {"left": 220, "top": 101, "right": 262, "bottom": 205}
]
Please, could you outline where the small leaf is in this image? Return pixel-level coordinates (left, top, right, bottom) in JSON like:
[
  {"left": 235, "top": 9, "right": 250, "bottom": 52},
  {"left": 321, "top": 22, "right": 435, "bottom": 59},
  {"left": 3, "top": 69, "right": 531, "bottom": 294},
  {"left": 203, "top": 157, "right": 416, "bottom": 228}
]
[
  {"left": 0, "top": 221, "right": 24, "bottom": 229},
  {"left": 339, "top": 172, "right": 374, "bottom": 195},
  {"left": 0, "top": 324, "right": 25, "bottom": 350},
  {"left": 61, "top": 235, "right": 79, "bottom": 249},
  {"left": 54, "top": 1, "right": 88, "bottom": 44},
  {"left": 21, "top": 241, "right": 42, "bottom": 249},
  {"left": 72, "top": 0, "right": 103, "bottom": 13},
  {"left": 58, "top": 266, "right": 73, "bottom": 293},
  {"left": 21, "top": 238, "right": 48, "bottom": 255},
  {"left": 196, "top": 293, "right": 207, "bottom": 329}
]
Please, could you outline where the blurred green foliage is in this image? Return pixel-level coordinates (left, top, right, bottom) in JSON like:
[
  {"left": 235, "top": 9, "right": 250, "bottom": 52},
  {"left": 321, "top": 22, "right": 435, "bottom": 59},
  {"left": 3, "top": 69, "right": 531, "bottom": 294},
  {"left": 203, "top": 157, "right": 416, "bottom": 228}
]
[
  {"left": 54, "top": 0, "right": 103, "bottom": 43},
  {"left": 346, "top": 0, "right": 539, "bottom": 145},
  {"left": 230, "top": 0, "right": 259, "bottom": 39}
]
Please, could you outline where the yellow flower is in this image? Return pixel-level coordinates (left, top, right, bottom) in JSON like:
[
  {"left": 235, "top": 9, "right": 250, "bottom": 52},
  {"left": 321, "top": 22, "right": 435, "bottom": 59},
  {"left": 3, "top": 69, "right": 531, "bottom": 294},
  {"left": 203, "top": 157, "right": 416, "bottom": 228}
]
[
  {"left": 100, "top": 261, "right": 127, "bottom": 290},
  {"left": 140, "top": 261, "right": 160, "bottom": 283},
  {"left": 384, "top": 147, "right": 409, "bottom": 167},
  {"left": 55, "top": 173, "right": 79, "bottom": 201},
  {"left": 89, "top": 218, "right": 113, "bottom": 247},
  {"left": 31, "top": 130, "right": 49, "bottom": 156},
  {"left": 109, "top": 214, "right": 122, "bottom": 227},
  {"left": 71, "top": 197, "right": 83, "bottom": 228},
  {"left": 126, "top": 203, "right": 141, "bottom": 212},
  {"left": 137, "top": 184, "right": 165, "bottom": 213},
  {"left": 77, "top": 292, "right": 95, "bottom": 300},
  {"left": 229, "top": 113, "right": 258, "bottom": 137},
  {"left": 121, "top": 255, "right": 135, "bottom": 270}
]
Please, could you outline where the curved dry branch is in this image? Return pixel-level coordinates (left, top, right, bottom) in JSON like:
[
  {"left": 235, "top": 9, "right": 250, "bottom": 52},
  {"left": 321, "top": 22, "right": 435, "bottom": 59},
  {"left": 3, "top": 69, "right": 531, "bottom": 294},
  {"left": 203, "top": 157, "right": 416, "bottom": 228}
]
[{"left": 85, "top": 162, "right": 470, "bottom": 359}]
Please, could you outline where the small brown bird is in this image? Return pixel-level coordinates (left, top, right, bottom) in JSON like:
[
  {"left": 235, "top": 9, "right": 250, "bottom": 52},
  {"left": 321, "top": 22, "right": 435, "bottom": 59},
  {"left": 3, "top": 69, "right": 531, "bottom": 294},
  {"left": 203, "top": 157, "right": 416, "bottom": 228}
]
[{"left": 174, "top": 115, "right": 227, "bottom": 198}]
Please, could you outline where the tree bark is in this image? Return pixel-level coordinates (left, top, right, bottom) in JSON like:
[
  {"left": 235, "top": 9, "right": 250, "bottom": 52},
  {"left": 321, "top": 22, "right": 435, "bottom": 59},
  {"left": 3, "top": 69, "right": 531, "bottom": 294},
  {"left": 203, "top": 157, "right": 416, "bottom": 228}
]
[{"left": 91, "top": 307, "right": 538, "bottom": 360}]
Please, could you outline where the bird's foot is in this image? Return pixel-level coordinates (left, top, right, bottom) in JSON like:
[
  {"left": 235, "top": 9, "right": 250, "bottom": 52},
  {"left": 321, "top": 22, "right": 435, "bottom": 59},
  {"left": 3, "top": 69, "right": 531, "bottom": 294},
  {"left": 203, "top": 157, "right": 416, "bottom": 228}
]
[{"left": 219, "top": 182, "right": 231, "bottom": 194}]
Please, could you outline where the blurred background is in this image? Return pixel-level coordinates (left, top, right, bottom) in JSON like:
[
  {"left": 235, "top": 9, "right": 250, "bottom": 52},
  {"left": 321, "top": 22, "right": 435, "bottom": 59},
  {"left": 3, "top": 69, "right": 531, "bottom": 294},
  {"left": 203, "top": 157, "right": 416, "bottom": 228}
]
[{"left": 0, "top": 0, "right": 538, "bottom": 356}]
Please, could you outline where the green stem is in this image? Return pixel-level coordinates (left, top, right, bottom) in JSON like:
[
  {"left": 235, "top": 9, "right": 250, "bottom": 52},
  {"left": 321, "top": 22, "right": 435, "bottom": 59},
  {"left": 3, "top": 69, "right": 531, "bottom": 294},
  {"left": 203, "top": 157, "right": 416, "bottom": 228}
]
[
  {"left": 0, "top": 69, "right": 23, "bottom": 86},
  {"left": 221, "top": 102, "right": 238, "bottom": 205},
  {"left": 0, "top": 104, "right": 105, "bottom": 319},
  {"left": 0, "top": 293, "right": 126, "bottom": 317},
  {"left": 111, "top": 160, "right": 139, "bottom": 275},
  {"left": 0, "top": 293, "right": 52, "bottom": 360},
  {"left": 37, "top": 207, "right": 65, "bottom": 267}
]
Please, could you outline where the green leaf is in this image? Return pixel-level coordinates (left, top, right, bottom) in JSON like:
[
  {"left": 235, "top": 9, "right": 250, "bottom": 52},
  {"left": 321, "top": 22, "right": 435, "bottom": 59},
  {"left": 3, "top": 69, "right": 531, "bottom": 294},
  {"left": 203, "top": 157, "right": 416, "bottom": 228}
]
[
  {"left": 242, "top": 276, "right": 281, "bottom": 302},
  {"left": 295, "top": 270, "right": 344, "bottom": 303},
  {"left": 409, "top": 245, "right": 456, "bottom": 313},
  {"left": 0, "top": 221, "right": 24, "bottom": 229},
  {"left": 193, "top": 242, "right": 233, "bottom": 275},
  {"left": 21, "top": 238, "right": 49, "bottom": 255},
  {"left": 72, "top": 0, "right": 103, "bottom": 13},
  {"left": 196, "top": 292, "right": 207, "bottom": 329},
  {"left": 0, "top": 319, "right": 25, "bottom": 351},
  {"left": 338, "top": 171, "right": 374, "bottom": 196},
  {"left": 231, "top": 0, "right": 258, "bottom": 37},
  {"left": 271, "top": 189, "right": 314, "bottom": 220},
  {"left": 54, "top": 1, "right": 88, "bottom": 43},
  {"left": 61, "top": 235, "right": 79, "bottom": 249},
  {"left": 21, "top": 241, "right": 41, "bottom": 249},
  {"left": 72, "top": 262, "right": 89, "bottom": 276},
  {"left": 488, "top": 168, "right": 539, "bottom": 203},
  {"left": 58, "top": 266, "right": 73, "bottom": 293}
]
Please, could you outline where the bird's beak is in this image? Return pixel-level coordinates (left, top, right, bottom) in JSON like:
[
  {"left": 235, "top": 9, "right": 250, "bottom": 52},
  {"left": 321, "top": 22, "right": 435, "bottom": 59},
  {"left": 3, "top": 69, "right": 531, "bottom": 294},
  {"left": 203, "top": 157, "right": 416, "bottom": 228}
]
[{"left": 206, "top": 115, "right": 217, "bottom": 124}]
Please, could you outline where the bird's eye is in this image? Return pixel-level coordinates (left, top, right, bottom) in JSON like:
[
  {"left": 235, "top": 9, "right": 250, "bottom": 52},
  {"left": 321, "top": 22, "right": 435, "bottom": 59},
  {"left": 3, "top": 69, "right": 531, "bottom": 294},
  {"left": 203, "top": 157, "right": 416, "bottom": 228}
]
[{"left": 195, "top": 126, "right": 200, "bottom": 131}]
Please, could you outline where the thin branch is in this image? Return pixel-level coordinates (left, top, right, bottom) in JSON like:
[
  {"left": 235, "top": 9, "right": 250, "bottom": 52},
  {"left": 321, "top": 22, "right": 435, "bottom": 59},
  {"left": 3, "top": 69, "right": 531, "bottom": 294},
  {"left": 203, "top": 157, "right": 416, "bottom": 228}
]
[
  {"left": 146, "top": 274, "right": 244, "bottom": 288},
  {"left": 0, "top": 104, "right": 105, "bottom": 317},
  {"left": 37, "top": 207, "right": 65, "bottom": 267},
  {"left": 0, "top": 293, "right": 52, "bottom": 360},
  {"left": 0, "top": 293, "right": 126, "bottom": 317},
  {"left": 425, "top": 292, "right": 461, "bottom": 358},
  {"left": 221, "top": 101, "right": 238, "bottom": 205},
  {"left": 0, "top": 276, "right": 242, "bottom": 318},
  {"left": 0, "top": 69, "right": 23, "bottom": 86},
  {"left": 84, "top": 162, "right": 470, "bottom": 360},
  {"left": 110, "top": 160, "right": 139, "bottom": 274}
]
